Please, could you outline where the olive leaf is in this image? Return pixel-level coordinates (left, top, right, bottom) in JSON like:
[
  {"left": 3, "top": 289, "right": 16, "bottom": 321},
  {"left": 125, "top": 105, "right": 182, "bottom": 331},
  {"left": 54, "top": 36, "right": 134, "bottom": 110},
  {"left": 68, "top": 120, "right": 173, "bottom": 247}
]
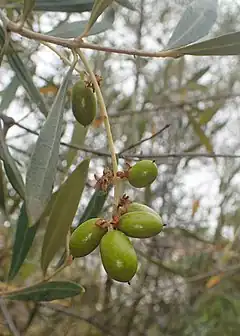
[
  {"left": 199, "top": 102, "right": 223, "bottom": 126},
  {"left": 25, "top": 61, "right": 76, "bottom": 226},
  {"left": 41, "top": 159, "right": 90, "bottom": 275},
  {"left": 8, "top": 192, "right": 57, "bottom": 281},
  {"left": 188, "top": 66, "right": 210, "bottom": 83},
  {"left": 4, "top": 281, "right": 84, "bottom": 302},
  {"left": 78, "top": 187, "right": 110, "bottom": 227},
  {"left": 166, "top": 0, "right": 218, "bottom": 50},
  {"left": 115, "top": 0, "right": 135, "bottom": 11},
  {"left": 173, "top": 31, "right": 240, "bottom": 56},
  {"left": 0, "top": 162, "right": 6, "bottom": 213},
  {"left": 186, "top": 111, "right": 214, "bottom": 154},
  {"left": 0, "top": 123, "right": 25, "bottom": 199},
  {"left": 22, "top": 0, "right": 36, "bottom": 22},
  {"left": 55, "top": 186, "right": 109, "bottom": 269},
  {"left": 8, "top": 204, "right": 39, "bottom": 281},
  {"left": 0, "top": 75, "right": 19, "bottom": 113},
  {"left": 81, "top": 0, "right": 114, "bottom": 37},
  {"left": 47, "top": 7, "right": 115, "bottom": 38},
  {"left": 66, "top": 122, "right": 88, "bottom": 169}
]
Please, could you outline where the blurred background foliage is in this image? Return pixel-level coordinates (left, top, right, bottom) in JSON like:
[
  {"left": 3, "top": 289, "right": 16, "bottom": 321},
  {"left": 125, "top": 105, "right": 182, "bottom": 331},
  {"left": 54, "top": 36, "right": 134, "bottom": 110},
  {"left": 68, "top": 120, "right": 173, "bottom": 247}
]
[{"left": 0, "top": 0, "right": 240, "bottom": 335}]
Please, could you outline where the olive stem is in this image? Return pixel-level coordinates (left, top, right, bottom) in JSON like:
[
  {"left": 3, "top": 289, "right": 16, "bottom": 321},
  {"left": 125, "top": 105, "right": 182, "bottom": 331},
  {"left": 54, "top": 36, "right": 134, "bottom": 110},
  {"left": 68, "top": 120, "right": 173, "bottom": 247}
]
[{"left": 76, "top": 49, "right": 120, "bottom": 213}]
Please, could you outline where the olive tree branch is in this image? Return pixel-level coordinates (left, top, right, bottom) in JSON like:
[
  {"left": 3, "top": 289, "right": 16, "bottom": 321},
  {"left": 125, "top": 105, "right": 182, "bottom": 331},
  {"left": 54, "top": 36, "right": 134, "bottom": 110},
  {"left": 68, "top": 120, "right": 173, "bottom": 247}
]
[
  {"left": 119, "top": 124, "right": 170, "bottom": 155},
  {"left": 0, "top": 10, "right": 177, "bottom": 59},
  {"left": 40, "top": 302, "right": 116, "bottom": 336}
]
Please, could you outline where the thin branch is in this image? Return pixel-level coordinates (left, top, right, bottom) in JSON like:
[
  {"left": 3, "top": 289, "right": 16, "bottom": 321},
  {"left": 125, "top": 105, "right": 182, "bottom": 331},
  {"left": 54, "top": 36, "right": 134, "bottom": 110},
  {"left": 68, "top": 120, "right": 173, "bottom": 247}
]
[
  {"left": 0, "top": 298, "right": 21, "bottom": 336},
  {"left": 40, "top": 302, "right": 115, "bottom": 336},
  {"left": 11, "top": 122, "right": 240, "bottom": 160},
  {"left": 122, "top": 153, "right": 240, "bottom": 160},
  {"left": 0, "top": 10, "right": 177, "bottom": 59},
  {"left": 119, "top": 124, "right": 170, "bottom": 155},
  {"left": 186, "top": 262, "right": 240, "bottom": 282},
  {"left": 109, "top": 93, "right": 240, "bottom": 119}
]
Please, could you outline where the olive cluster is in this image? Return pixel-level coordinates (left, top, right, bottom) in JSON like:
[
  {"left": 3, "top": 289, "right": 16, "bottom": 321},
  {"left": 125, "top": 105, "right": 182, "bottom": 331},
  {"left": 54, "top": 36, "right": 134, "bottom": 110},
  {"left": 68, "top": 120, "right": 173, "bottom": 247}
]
[
  {"left": 69, "top": 201, "right": 163, "bottom": 283},
  {"left": 70, "top": 79, "right": 164, "bottom": 283}
]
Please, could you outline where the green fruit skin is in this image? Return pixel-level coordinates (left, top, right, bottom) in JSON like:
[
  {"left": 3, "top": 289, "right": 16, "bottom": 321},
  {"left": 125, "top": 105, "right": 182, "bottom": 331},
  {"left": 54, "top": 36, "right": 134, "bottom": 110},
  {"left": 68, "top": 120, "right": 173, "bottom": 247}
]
[
  {"left": 127, "top": 202, "right": 160, "bottom": 218},
  {"left": 71, "top": 80, "right": 97, "bottom": 127},
  {"left": 118, "top": 211, "right": 163, "bottom": 238},
  {"left": 128, "top": 160, "right": 158, "bottom": 188},
  {"left": 100, "top": 230, "right": 138, "bottom": 282},
  {"left": 69, "top": 218, "right": 107, "bottom": 258}
]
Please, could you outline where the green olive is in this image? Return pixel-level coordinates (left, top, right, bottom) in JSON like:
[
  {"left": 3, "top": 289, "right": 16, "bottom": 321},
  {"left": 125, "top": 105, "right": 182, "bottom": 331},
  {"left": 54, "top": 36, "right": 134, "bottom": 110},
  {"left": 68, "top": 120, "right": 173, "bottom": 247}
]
[
  {"left": 128, "top": 160, "right": 158, "bottom": 188},
  {"left": 100, "top": 230, "right": 138, "bottom": 282},
  {"left": 118, "top": 211, "right": 163, "bottom": 238},
  {"left": 71, "top": 80, "right": 97, "bottom": 127},
  {"left": 127, "top": 202, "right": 160, "bottom": 218},
  {"left": 69, "top": 218, "right": 107, "bottom": 257}
]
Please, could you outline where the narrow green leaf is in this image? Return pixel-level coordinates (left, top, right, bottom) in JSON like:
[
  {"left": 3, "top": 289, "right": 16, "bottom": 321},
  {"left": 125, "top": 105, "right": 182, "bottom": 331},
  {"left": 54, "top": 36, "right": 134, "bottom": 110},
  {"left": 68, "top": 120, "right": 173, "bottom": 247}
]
[
  {"left": 48, "top": 8, "right": 114, "bottom": 38},
  {"left": 4, "top": 281, "right": 84, "bottom": 301},
  {"left": 56, "top": 186, "right": 110, "bottom": 269},
  {"left": 186, "top": 111, "right": 214, "bottom": 154},
  {"left": 184, "top": 142, "right": 201, "bottom": 153},
  {"left": 0, "top": 0, "right": 95, "bottom": 13},
  {"left": 82, "top": 0, "right": 114, "bottom": 37},
  {"left": 34, "top": 0, "right": 94, "bottom": 13},
  {"left": 25, "top": 63, "right": 76, "bottom": 226},
  {"left": 8, "top": 204, "right": 38, "bottom": 281},
  {"left": 166, "top": 0, "right": 218, "bottom": 49},
  {"left": 41, "top": 159, "right": 90, "bottom": 274},
  {"left": 0, "top": 162, "right": 6, "bottom": 213},
  {"left": 175, "top": 31, "right": 240, "bottom": 56},
  {"left": 0, "top": 125, "right": 25, "bottom": 199},
  {"left": 212, "top": 121, "right": 227, "bottom": 133},
  {"left": 115, "top": 0, "right": 135, "bottom": 10},
  {"left": 188, "top": 66, "right": 210, "bottom": 83},
  {"left": 22, "top": 0, "right": 36, "bottom": 22},
  {"left": 185, "top": 82, "right": 208, "bottom": 92},
  {"left": 0, "top": 26, "right": 49, "bottom": 117},
  {"left": 7, "top": 192, "right": 56, "bottom": 281},
  {"left": 77, "top": 187, "right": 110, "bottom": 227},
  {"left": 199, "top": 103, "right": 223, "bottom": 125},
  {"left": 0, "top": 76, "right": 19, "bottom": 112},
  {"left": 66, "top": 122, "right": 88, "bottom": 169}
]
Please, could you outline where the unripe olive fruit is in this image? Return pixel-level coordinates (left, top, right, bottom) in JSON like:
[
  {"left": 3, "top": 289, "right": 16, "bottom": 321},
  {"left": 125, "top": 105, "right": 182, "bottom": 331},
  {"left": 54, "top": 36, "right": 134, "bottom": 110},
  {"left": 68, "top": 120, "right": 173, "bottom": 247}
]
[
  {"left": 69, "top": 218, "right": 107, "bottom": 258},
  {"left": 71, "top": 80, "right": 97, "bottom": 127},
  {"left": 128, "top": 160, "right": 158, "bottom": 188},
  {"left": 100, "top": 230, "right": 138, "bottom": 282},
  {"left": 118, "top": 211, "right": 163, "bottom": 238},
  {"left": 127, "top": 202, "right": 160, "bottom": 218}
]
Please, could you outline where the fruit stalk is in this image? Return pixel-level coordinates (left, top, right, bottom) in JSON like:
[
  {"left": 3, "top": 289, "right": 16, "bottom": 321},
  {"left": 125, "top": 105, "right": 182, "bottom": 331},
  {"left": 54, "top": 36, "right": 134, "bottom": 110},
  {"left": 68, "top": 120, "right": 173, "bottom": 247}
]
[{"left": 77, "top": 49, "right": 120, "bottom": 213}]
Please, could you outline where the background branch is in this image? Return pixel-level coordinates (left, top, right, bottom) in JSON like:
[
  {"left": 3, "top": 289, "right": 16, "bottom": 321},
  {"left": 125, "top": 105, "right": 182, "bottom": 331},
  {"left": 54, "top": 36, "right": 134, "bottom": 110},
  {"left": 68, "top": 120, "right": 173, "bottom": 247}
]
[
  {"left": 0, "top": 10, "right": 176, "bottom": 59},
  {"left": 0, "top": 298, "right": 21, "bottom": 336},
  {"left": 9, "top": 122, "right": 240, "bottom": 160}
]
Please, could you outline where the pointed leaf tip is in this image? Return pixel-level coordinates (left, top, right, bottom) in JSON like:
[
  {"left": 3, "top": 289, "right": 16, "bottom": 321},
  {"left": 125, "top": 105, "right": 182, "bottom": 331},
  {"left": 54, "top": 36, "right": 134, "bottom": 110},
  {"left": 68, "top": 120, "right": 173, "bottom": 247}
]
[
  {"left": 82, "top": 0, "right": 114, "bottom": 37},
  {"left": 0, "top": 124, "right": 25, "bottom": 199},
  {"left": 187, "top": 111, "right": 214, "bottom": 154},
  {"left": 4, "top": 281, "right": 84, "bottom": 302}
]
